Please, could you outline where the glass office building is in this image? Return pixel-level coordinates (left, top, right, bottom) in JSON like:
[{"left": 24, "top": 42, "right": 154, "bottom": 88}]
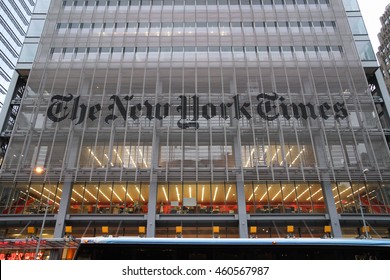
[
  {"left": 0, "top": 0, "right": 35, "bottom": 104},
  {"left": 1, "top": 0, "right": 390, "bottom": 257}
]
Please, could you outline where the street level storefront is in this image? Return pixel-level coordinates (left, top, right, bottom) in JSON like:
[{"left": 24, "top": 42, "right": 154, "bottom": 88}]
[
  {"left": 0, "top": 238, "right": 79, "bottom": 260},
  {"left": 1, "top": 181, "right": 389, "bottom": 216}
]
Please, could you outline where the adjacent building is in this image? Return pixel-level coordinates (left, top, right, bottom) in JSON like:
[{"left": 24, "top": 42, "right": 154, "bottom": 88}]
[
  {"left": 377, "top": 4, "right": 390, "bottom": 136},
  {"left": 1, "top": 0, "right": 390, "bottom": 259},
  {"left": 0, "top": 0, "right": 35, "bottom": 102}
]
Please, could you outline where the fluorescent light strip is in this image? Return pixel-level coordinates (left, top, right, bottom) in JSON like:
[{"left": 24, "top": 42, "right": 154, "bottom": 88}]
[
  {"left": 291, "top": 148, "right": 305, "bottom": 165},
  {"left": 296, "top": 188, "right": 309, "bottom": 200},
  {"left": 247, "top": 186, "right": 258, "bottom": 202},
  {"left": 260, "top": 186, "right": 272, "bottom": 201},
  {"left": 306, "top": 188, "right": 322, "bottom": 201},
  {"left": 109, "top": 187, "right": 122, "bottom": 202},
  {"left": 225, "top": 186, "right": 232, "bottom": 200},
  {"left": 42, "top": 187, "right": 57, "bottom": 198},
  {"left": 283, "top": 189, "right": 295, "bottom": 201},
  {"left": 245, "top": 148, "right": 255, "bottom": 167},
  {"left": 189, "top": 186, "right": 192, "bottom": 198},
  {"left": 138, "top": 148, "right": 148, "bottom": 168},
  {"left": 136, "top": 186, "right": 145, "bottom": 201},
  {"left": 280, "top": 148, "right": 293, "bottom": 166},
  {"left": 29, "top": 188, "right": 59, "bottom": 205},
  {"left": 88, "top": 148, "right": 103, "bottom": 167},
  {"left": 201, "top": 186, "right": 205, "bottom": 202},
  {"left": 271, "top": 187, "right": 284, "bottom": 201},
  {"left": 162, "top": 186, "right": 168, "bottom": 202},
  {"left": 333, "top": 186, "right": 352, "bottom": 199},
  {"left": 113, "top": 149, "right": 123, "bottom": 164},
  {"left": 213, "top": 186, "right": 218, "bottom": 202},
  {"left": 176, "top": 186, "right": 180, "bottom": 202},
  {"left": 346, "top": 186, "right": 365, "bottom": 198},
  {"left": 107, "top": 155, "right": 114, "bottom": 166},
  {"left": 96, "top": 187, "right": 110, "bottom": 201},
  {"left": 85, "top": 188, "right": 98, "bottom": 201},
  {"left": 122, "top": 187, "right": 133, "bottom": 201},
  {"left": 72, "top": 189, "right": 88, "bottom": 202},
  {"left": 126, "top": 148, "right": 136, "bottom": 168},
  {"left": 271, "top": 148, "right": 280, "bottom": 161}
]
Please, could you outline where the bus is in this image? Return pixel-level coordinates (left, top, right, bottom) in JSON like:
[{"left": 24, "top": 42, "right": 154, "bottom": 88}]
[{"left": 73, "top": 237, "right": 390, "bottom": 260}]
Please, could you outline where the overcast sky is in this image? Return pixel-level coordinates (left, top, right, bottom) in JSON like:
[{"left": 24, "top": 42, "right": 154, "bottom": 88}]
[{"left": 357, "top": 0, "right": 389, "bottom": 52}]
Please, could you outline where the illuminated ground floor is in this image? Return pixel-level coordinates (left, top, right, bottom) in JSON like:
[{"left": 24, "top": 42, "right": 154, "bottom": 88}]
[{"left": 1, "top": 179, "right": 389, "bottom": 246}]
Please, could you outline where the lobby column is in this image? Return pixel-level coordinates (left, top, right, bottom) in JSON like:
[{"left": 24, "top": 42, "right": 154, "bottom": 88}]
[
  {"left": 50, "top": 177, "right": 73, "bottom": 260},
  {"left": 146, "top": 81, "right": 162, "bottom": 237},
  {"left": 236, "top": 179, "right": 248, "bottom": 238},
  {"left": 146, "top": 180, "right": 157, "bottom": 237},
  {"left": 313, "top": 131, "right": 342, "bottom": 238},
  {"left": 321, "top": 178, "right": 342, "bottom": 238},
  {"left": 50, "top": 132, "right": 81, "bottom": 259},
  {"left": 53, "top": 177, "right": 73, "bottom": 238},
  {"left": 231, "top": 79, "right": 248, "bottom": 238}
]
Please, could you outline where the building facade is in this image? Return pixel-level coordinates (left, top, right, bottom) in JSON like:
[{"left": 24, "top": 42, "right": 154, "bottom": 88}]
[
  {"left": 0, "top": 0, "right": 36, "bottom": 105},
  {"left": 0, "top": 0, "right": 51, "bottom": 166},
  {"left": 346, "top": 1, "right": 390, "bottom": 143},
  {"left": 377, "top": 4, "right": 390, "bottom": 123},
  {"left": 1, "top": 0, "right": 390, "bottom": 259}
]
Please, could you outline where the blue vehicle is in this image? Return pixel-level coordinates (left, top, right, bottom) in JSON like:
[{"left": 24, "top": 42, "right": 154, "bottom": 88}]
[{"left": 74, "top": 237, "right": 390, "bottom": 260}]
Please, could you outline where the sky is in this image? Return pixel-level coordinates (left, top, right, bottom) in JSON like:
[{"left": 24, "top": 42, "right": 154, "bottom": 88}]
[{"left": 358, "top": 0, "right": 389, "bottom": 52}]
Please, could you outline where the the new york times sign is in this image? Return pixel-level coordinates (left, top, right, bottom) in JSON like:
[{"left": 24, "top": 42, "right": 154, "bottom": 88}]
[{"left": 47, "top": 92, "right": 348, "bottom": 129}]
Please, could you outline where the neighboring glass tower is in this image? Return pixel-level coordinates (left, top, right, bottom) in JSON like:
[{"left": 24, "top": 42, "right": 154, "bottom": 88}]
[
  {"left": 1, "top": 0, "right": 390, "bottom": 259},
  {"left": 0, "top": 0, "right": 51, "bottom": 171},
  {"left": 0, "top": 0, "right": 35, "bottom": 106}
]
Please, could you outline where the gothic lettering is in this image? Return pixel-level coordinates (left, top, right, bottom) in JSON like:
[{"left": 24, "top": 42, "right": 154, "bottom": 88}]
[
  {"left": 47, "top": 92, "right": 350, "bottom": 129},
  {"left": 47, "top": 94, "right": 74, "bottom": 122}
]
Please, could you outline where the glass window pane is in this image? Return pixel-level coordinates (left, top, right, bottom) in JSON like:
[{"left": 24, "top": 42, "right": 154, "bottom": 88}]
[
  {"left": 19, "top": 44, "right": 38, "bottom": 63},
  {"left": 355, "top": 40, "right": 376, "bottom": 61},
  {"left": 337, "top": 182, "right": 356, "bottom": 213},
  {"left": 268, "top": 183, "right": 282, "bottom": 212},
  {"left": 309, "top": 183, "right": 324, "bottom": 213},
  {"left": 27, "top": 19, "right": 45, "bottom": 36},
  {"left": 282, "top": 183, "right": 296, "bottom": 213},
  {"left": 348, "top": 17, "right": 367, "bottom": 35},
  {"left": 342, "top": 0, "right": 359, "bottom": 11}
]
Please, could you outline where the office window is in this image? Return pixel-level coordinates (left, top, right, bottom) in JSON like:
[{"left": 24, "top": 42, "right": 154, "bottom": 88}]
[
  {"left": 27, "top": 19, "right": 45, "bottom": 37},
  {"left": 245, "top": 182, "right": 325, "bottom": 214},
  {"left": 348, "top": 17, "right": 367, "bottom": 35},
  {"left": 355, "top": 41, "right": 376, "bottom": 61},
  {"left": 342, "top": 0, "right": 359, "bottom": 11},
  {"left": 0, "top": 182, "right": 62, "bottom": 215},
  {"left": 157, "top": 182, "right": 237, "bottom": 215},
  {"left": 19, "top": 43, "right": 38, "bottom": 63},
  {"left": 254, "top": 22, "right": 265, "bottom": 28}
]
